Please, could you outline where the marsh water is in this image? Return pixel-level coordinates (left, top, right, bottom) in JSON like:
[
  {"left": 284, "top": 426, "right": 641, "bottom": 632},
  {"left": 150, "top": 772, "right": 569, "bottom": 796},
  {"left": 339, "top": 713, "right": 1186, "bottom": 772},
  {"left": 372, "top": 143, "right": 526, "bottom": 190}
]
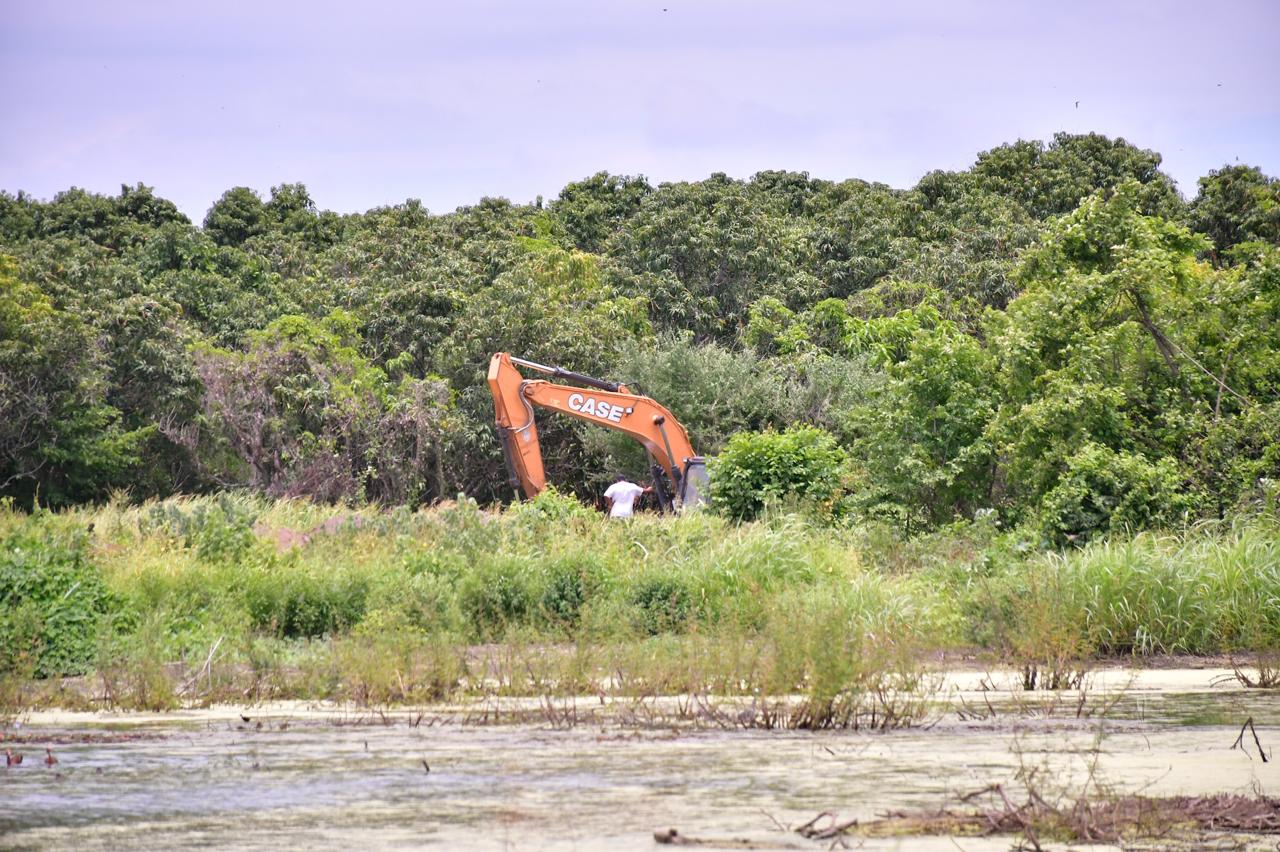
[{"left": 3, "top": 668, "right": 1279, "bottom": 850}]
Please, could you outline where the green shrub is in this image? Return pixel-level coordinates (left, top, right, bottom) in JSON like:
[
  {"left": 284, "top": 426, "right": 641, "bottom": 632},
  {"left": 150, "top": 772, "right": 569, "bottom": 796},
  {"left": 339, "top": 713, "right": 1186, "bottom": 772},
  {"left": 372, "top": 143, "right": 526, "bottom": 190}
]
[
  {"left": 242, "top": 557, "right": 370, "bottom": 639},
  {"left": 459, "top": 558, "right": 534, "bottom": 639},
  {"left": 363, "top": 570, "right": 462, "bottom": 634},
  {"left": 403, "top": 548, "right": 467, "bottom": 581},
  {"left": 507, "top": 486, "right": 597, "bottom": 526},
  {"left": 422, "top": 497, "right": 500, "bottom": 558},
  {"left": 630, "top": 574, "right": 692, "bottom": 635},
  {"left": 142, "top": 494, "right": 259, "bottom": 563},
  {"left": 0, "top": 516, "right": 112, "bottom": 677},
  {"left": 540, "top": 568, "right": 586, "bottom": 627},
  {"left": 710, "top": 426, "right": 847, "bottom": 521},
  {"left": 538, "top": 553, "right": 607, "bottom": 629},
  {"left": 1036, "top": 443, "right": 1199, "bottom": 547}
]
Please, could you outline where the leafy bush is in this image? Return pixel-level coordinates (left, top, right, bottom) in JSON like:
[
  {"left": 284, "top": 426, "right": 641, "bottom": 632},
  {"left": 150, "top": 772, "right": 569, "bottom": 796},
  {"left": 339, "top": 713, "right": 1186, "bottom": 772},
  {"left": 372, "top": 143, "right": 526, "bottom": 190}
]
[
  {"left": 142, "top": 494, "right": 259, "bottom": 563},
  {"left": 630, "top": 574, "right": 692, "bottom": 635},
  {"left": 506, "top": 486, "right": 597, "bottom": 526},
  {"left": 402, "top": 572, "right": 464, "bottom": 632},
  {"left": 710, "top": 426, "right": 847, "bottom": 521},
  {"left": 1036, "top": 443, "right": 1198, "bottom": 547},
  {"left": 539, "top": 554, "right": 605, "bottom": 628},
  {"left": 459, "top": 558, "right": 533, "bottom": 639},
  {"left": 242, "top": 557, "right": 370, "bottom": 639},
  {"left": 0, "top": 516, "right": 111, "bottom": 676}
]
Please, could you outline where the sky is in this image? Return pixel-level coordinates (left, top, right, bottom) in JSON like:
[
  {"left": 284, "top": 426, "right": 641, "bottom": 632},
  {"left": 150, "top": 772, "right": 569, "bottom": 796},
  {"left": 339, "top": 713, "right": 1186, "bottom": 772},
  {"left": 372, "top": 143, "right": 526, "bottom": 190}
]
[{"left": 2, "top": 0, "right": 1278, "bottom": 222}]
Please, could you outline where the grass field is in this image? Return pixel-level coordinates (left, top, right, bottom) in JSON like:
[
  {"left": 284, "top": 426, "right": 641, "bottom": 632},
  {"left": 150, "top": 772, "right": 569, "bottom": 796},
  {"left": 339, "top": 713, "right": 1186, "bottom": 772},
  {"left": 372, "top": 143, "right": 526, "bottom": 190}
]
[{"left": 2, "top": 491, "right": 1277, "bottom": 712}]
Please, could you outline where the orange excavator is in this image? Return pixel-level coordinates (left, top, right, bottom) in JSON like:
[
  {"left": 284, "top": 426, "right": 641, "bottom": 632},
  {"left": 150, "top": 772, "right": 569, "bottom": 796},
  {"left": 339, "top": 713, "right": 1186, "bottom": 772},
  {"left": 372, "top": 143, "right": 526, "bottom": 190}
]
[{"left": 488, "top": 352, "right": 708, "bottom": 513}]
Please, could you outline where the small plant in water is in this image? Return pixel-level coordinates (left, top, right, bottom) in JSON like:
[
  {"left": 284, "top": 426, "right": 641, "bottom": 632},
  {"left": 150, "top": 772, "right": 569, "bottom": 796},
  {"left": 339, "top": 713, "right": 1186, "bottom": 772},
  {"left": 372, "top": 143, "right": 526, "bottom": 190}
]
[{"left": 1230, "top": 651, "right": 1280, "bottom": 689}]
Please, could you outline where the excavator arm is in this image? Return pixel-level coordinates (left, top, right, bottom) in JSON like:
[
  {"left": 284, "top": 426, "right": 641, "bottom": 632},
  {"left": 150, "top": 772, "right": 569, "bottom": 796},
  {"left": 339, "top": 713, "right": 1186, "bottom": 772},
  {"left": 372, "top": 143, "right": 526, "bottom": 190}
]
[{"left": 487, "top": 352, "right": 706, "bottom": 512}]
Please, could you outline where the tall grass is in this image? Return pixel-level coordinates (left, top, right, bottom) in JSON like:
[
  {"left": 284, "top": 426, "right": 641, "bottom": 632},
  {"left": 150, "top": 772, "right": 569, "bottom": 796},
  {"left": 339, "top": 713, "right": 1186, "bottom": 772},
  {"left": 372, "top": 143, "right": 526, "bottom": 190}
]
[
  {"left": 970, "top": 521, "right": 1280, "bottom": 660},
  {"left": 1054, "top": 525, "right": 1279, "bottom": 654},
  {"left": 1, "top": 492, "right": 1276, "bottom": 710}
]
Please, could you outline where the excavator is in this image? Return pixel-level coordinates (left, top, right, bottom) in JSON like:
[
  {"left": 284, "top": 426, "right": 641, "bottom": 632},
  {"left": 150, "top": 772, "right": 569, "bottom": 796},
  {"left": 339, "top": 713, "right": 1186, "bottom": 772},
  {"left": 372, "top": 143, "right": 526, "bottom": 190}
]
[{"left": 488, "top": 352, "right": 709, "bottom": 513}]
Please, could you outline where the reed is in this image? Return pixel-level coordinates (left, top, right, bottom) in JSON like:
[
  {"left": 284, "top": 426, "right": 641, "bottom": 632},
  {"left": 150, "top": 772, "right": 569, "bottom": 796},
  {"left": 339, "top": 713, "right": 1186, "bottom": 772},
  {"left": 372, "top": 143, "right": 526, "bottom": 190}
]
[{"left": 1, "top": 493, "right": 1276, "bottom": 711}]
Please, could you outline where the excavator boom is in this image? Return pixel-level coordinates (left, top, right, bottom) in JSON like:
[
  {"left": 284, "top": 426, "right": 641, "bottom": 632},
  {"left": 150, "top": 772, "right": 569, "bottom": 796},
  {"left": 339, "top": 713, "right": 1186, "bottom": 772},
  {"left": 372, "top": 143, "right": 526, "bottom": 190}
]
[{"left": 488, "top": 352, "right": 707, "bottom": 511}]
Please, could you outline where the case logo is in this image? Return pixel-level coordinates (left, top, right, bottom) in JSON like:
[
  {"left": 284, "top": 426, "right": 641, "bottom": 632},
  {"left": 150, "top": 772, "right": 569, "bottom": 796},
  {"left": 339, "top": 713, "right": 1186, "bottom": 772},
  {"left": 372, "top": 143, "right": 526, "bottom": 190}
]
[{"left": 568, "top": 393, "right": 631, "bottom": 423}]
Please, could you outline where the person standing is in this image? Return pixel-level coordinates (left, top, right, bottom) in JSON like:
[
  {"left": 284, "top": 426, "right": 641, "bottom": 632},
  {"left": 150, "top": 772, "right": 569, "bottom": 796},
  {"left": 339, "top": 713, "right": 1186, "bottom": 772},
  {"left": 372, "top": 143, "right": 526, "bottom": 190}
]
[{"left": 603, "top": 476, "right": 650, "bottom": 519}]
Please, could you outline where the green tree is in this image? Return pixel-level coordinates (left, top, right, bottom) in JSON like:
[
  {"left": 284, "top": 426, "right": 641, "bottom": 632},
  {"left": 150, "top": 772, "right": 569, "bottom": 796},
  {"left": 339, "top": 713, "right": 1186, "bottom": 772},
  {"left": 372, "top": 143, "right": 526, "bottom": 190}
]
[
  {"left": 203, "top": 187, "right": 269, "bottom": 247},
  {"left": 116, "top": 182, "right": 188, "bottom": 229},
  {"left": 193, "top": 311, "right": 452, "bottom": 504},
  {"left": 613, "top": 174, "right": 812, "bottom": 340},
  {"left": 986, "top": 183, "right": 1253, "bottom": 525},
  {"left": 898, "top": 171, "right": 1041, "bottom": 310},
  {"left": 434, "top": 245, "right": 649, "bottom": 386},
  {"left": 325, "top": 201, "right": 470, "bottom": 369},
  {"left": 0, "top": 191, "right": 39, "bottom": 243},
  {"left": 973, "top": 132, "right": 1183, "bottom": 220},
  {"left": 812, "top": 180, "right": 920, "bottom": 299},
  {"left": 551, "top": 172, "right": 651, "bottom": 253},
  {"left": 856, "top": 324, "right": 995, "bottom": 528},
  {"left": 0, "top": 257, "right": 144, "bottom": 506},
  {"left": 433, "top": 245, "right": 650, "bottom": 499},
  {"left": 1189, "top": 165, "right": 1280, "bottom": 260},
  {"left": 264, "top": 182, "right": 342, "bottom": 247}
]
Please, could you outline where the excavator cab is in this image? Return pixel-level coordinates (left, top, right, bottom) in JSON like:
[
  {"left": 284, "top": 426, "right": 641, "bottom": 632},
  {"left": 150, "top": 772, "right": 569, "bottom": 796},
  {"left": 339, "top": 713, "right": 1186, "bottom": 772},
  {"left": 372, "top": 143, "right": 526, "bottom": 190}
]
[
  {"left": 679, "top": 458, "right": 710, "bottom": 510},
  {"left": 647, "top": 456, "right": 709, "bottom": 514}
]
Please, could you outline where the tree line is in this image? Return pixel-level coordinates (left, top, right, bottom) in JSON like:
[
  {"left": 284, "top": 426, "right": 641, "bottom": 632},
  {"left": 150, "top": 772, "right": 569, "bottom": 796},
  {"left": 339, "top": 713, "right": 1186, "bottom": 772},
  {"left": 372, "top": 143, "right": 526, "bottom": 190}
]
[{"left": 1, "top": 132, "right": 1277, "bottom": 544}]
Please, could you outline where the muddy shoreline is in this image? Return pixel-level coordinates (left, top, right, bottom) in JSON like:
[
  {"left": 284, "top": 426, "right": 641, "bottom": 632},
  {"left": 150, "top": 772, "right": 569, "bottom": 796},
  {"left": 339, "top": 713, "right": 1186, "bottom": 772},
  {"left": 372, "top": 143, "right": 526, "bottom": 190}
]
[{"left": 4, "top": 666, "right": 1278, "bottom": 850}]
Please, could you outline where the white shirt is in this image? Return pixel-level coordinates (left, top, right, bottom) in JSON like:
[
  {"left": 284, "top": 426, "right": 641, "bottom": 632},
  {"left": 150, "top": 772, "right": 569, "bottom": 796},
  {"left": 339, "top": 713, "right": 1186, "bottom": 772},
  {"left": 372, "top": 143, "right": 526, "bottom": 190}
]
[{"left": 604, "top": 480, "right": 646, "bottom": 518}]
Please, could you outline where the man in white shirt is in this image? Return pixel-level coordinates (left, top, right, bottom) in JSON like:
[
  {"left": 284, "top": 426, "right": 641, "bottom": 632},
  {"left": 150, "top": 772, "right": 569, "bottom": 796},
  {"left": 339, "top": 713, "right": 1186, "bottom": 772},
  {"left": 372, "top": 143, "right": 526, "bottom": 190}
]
[{"left": 603, "top": 476, "right": 651, "bottom": 518}]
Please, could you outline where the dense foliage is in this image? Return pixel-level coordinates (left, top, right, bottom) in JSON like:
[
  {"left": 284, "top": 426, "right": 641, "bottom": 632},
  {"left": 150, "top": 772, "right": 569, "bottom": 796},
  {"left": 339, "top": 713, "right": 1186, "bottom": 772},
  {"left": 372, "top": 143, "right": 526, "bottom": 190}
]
[
  {"left": 1, "top": 134, "right": 1277, "bottom": 544},
  {"left": 0, "top": 513, "right": 111, "bottom": 677},
  {"left": 711, "top": 426, "right": 847, "bottom": 520}
]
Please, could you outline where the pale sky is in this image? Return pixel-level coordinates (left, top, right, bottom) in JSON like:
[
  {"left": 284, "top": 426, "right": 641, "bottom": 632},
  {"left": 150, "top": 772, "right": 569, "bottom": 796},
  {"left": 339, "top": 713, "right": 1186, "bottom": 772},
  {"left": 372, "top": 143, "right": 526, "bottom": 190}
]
[{"left": 3, "top": 0, "right": 1278, "bottom": 222}]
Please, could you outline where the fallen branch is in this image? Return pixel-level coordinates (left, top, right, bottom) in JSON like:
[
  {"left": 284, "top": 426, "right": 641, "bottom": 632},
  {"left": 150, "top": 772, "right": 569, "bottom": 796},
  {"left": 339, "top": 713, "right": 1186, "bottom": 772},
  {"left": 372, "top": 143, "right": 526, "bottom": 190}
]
[{"left": 653, "top": 826, "right": 800, "bottom": 848}]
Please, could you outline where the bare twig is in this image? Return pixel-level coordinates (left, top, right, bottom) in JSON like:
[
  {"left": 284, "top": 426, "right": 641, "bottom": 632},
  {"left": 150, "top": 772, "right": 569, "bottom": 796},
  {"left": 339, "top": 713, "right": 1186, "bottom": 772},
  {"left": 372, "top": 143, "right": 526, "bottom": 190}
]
[{"left": 1231, "top": 717, "right": 1270, "bottom": 762}]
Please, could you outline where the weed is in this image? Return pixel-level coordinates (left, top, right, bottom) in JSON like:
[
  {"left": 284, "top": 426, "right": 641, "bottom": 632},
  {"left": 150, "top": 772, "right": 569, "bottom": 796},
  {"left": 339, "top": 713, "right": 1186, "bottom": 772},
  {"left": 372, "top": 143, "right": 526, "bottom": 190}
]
[
  {"left": 459, "top": 557, "right": 534, "bottom": 639},
  {"left": 629, "top": 575, "right": 692, "bottom": 635},
  {"left": 333, "top": 614, "right": 466, "bottom": 704},
  {"left": 141, "top": 494, "right": 259, "bottom": 563},
  {"left": 0, "top": 514, "right": 109, "bottom": 677},
  {"left": 96, "top": 616, "right": 180, "bottom": 711},
  {"left": 1230, "top": 651, "right": 1280, "bottom": 689}
]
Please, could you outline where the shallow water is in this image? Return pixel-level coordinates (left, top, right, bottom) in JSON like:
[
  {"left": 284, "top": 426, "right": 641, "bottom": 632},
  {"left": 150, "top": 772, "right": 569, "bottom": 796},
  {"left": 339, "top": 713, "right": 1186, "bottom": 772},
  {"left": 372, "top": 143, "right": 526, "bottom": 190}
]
[{"left": 3, "top": 669, "right": 1278, "bottom": 850}]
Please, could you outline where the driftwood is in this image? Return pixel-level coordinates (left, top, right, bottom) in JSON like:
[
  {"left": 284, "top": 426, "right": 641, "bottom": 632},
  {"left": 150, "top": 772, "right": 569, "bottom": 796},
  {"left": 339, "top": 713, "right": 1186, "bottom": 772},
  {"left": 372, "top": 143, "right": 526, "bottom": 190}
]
[
  {"left": 653, "top": 827, "right": 801, "bottom": 849},
  {"left": 1231, "top": 716, "right": 1270, "bottom": 762}
]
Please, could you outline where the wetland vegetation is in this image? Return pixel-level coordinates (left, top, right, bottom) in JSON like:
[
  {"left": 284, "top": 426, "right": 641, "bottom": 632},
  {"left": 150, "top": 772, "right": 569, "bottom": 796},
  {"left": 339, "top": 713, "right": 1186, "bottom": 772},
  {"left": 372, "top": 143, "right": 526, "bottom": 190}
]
[
  {"left": 2, "top": 133, "right": 1278, "bottom": 713},
  {"left": 2, "top": 492, "right": 1276, "bottom": 715}
]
